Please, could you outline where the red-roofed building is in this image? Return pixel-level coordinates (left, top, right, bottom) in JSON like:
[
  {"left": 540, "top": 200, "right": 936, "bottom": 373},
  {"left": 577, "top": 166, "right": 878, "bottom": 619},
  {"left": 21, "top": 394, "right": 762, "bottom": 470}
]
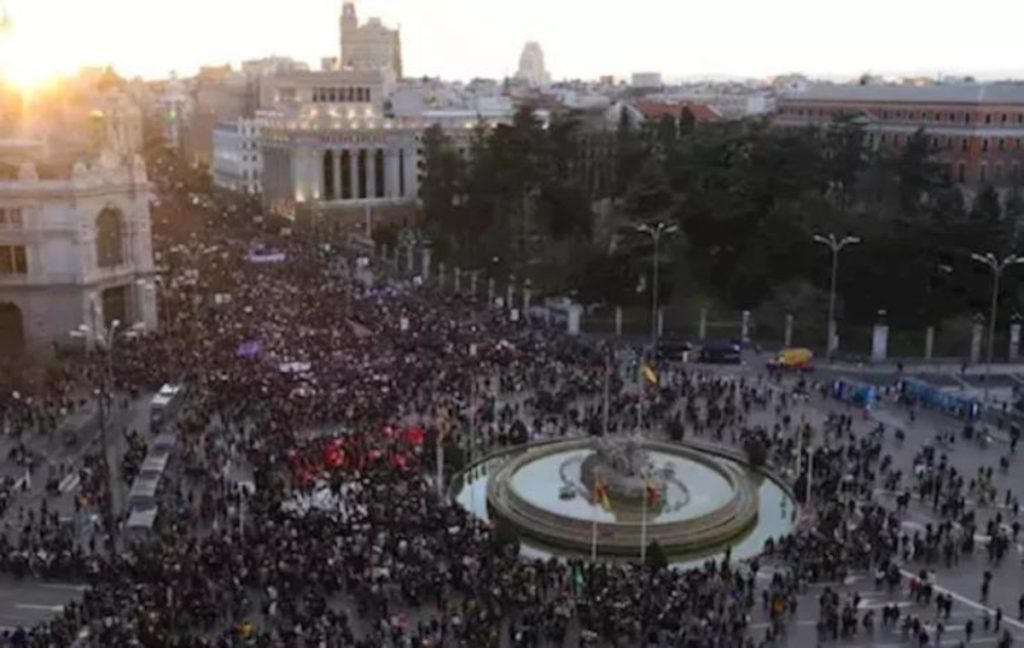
[
  {"left": 606, "top": 100, "right": 721, "bottom": 128},
  {"left": 631, "top": 100, "right": 722, "bottom": 123}
]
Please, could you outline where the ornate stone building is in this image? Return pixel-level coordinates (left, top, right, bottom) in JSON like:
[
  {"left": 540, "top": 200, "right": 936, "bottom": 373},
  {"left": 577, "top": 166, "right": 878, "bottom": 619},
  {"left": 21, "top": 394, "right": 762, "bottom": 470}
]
[{"left": 0, "top": 140, "right": 157, "bottom": 354}]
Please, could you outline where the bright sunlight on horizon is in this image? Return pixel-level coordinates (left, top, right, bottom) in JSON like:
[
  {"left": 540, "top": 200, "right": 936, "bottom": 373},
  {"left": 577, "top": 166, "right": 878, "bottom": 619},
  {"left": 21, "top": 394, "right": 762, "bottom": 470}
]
[{"left": 3, "top": 0, "right": 1024, "bottom": 89}]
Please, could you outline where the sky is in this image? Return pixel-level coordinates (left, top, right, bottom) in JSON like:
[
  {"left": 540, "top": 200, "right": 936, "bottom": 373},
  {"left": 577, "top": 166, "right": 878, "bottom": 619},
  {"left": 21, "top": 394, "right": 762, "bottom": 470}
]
[{"left": 2, "top": 0, "right": 1024, "bottom": 87}]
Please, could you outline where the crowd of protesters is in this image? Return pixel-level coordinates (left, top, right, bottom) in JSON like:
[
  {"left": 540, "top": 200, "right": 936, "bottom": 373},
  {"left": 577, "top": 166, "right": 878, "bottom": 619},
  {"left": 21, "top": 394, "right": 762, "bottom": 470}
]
[{"left": 0, "top": 207, "right": 1019, "bottom": 647}]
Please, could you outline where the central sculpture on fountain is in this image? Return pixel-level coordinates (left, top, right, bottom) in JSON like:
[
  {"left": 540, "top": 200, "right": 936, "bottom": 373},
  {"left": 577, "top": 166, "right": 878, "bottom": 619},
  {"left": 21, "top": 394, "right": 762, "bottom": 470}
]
[{"left": 580, "top": 434, "right": 665, "bottom": 510}]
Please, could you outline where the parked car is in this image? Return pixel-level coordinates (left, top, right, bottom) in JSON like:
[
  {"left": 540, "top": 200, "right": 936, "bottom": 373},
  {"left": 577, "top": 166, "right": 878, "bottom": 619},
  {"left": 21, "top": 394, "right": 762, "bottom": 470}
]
[{"left": 698, "top": 341, "right": 742, "bottom": 364}]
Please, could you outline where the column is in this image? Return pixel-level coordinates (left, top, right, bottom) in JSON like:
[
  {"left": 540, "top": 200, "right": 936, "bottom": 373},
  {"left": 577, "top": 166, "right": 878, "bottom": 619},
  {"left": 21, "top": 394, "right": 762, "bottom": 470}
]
[
  {"left": 924, "top": 326, "right": 935, "bottom": 362},
  {"left": 367, "top": 148, "right": 377, "bottom": 200},
  {"left": 698, "top": 308, "right": 708, "bottom": 340},
  {"left": 1011, "top": 319, "right": 1022, "bottom": 361},
  {"left": 332, "top": 150, "right": 342, "bottom": 201},
  {"left": 386, "top": 148, "right": 400, "bottom": 199},
  {"left": 349, "top": 147, "right": 360, "bottom": 201},
  {"left": 970, "top": 315, "right": 984, "bottom": 365},
  {"left": 615, "top": 307, "right": 623, "bottom": 337},
  {"left": 403, "top": 148, "right": 418, "bottom": 199},
  {"left": 784, "top": 314, "right": 794, "bottom": 348},
  {"left": 871, "top": 311, "right": 888, "bottom": 364}
]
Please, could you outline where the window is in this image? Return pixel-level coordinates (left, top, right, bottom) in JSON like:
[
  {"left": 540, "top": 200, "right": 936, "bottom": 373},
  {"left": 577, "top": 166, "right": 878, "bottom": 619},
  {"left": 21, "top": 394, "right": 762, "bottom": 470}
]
[
  {"left": 962, "top": 138, "right": 968, "bottom": 152},
  {"left": 996, "top": 164, "right": 1004, "bottom": 181},
  {"left": 880, "top": 134, "right": 887, "bottom": 144},
  {"left": 882, "top": 110, "right": 889, "bottom": 119},
  {"left": 982, "top": 139, "right": 989, "bottom": 153},
  {"left": 0, "top": 246, "right": 27, "bottom": 275},
  {"left": 95, "top": 207, "right": 124, "bottom": 268},
  {"left": 999, "top": 138, "right": 1006, "bottom": 151},
  {"left": 966, "top": 114, "right": 972, "bottom": 124},
  {"left": 0, "top": 207, "right": 23, "bottom": 227},
  {"left": 1002, "top": 114, "right": 1008, "bottom": 123},
  {"left": 985, "top": 114, "right": 992, "bottom": 124},
  {"left": 894, "top": 134, "right": 901, "bottom": 146},
  {"left": 950, "top": 112, "right": 956, "bottom": 121},
  {"left": 958, "top": 162, "right": 966, "bottom": 183},
  {"left": 980, "top": 164, "right": 987, "bottom": 183}
]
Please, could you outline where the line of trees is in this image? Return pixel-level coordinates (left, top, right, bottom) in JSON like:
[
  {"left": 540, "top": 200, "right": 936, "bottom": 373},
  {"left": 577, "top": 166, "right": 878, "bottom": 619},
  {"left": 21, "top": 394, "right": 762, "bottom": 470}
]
[{"left": 420, "top": 106, "right": 1024, "bottom": 335}]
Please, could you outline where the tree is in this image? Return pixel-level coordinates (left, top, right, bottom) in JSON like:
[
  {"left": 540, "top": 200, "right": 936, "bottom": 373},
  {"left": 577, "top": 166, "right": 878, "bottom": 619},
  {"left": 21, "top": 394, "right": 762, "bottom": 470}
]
[
  {"left": 421, "top": 125, "right": 468, "bottom": 259},
  {"left": 678, "top": 107, "right": 697, "bottom": 138},
  {"left": 972, "top": 185, "right": 1002, "bottom": 222},
  {"left": 823, "top": 115, "right": 867, "bottom": 211}
]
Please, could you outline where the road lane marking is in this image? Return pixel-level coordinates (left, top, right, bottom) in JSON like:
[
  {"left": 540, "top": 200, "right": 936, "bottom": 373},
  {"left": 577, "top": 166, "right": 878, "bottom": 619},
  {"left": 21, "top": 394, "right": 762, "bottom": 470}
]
[
  {"left": 14, "top": 604, "right": 64, "bottom": 612},
  {"left": 59, "top": 474, "right": 80, "bottom": 493},
  {"left": 898, "top": 568, "right": 1024, "bottom": 633},
  {"left": 39, "top": 584, "right": 88, "bottom": 592}
]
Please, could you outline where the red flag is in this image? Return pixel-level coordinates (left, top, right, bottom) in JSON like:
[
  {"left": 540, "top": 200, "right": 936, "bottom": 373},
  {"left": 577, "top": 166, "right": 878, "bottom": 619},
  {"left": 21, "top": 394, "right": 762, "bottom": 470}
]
[
  {"left": 323, "top": 440, "right": 345, "bottom": 468},
  {"left": 404, "top": 426, "right": 425, "bottom": 446}
]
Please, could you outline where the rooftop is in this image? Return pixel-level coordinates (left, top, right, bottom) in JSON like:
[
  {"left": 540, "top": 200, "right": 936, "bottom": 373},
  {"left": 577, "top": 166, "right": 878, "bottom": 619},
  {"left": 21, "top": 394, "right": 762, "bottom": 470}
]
[{"left": 787, "top": 83, "right": 1024, "bottom": 105}]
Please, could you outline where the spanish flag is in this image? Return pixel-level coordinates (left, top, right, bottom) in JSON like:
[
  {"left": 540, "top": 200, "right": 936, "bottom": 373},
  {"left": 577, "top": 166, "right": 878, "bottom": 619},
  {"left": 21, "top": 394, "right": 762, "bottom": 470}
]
[
  {"left": 641, "top": 362, "right": 658, "bottom": 385},
  {"left": 645, "top": 476, "right": 661, "bottom": 505},
  {"left": 594, "top": 480, "right": 611, "bottom": 511}
]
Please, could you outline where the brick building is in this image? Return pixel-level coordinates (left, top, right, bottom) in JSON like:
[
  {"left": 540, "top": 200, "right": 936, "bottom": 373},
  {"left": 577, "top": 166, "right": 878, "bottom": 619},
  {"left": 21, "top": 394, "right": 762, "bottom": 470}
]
[{"left": 776, "top": 84, "right": 1024, "bottom": 191}]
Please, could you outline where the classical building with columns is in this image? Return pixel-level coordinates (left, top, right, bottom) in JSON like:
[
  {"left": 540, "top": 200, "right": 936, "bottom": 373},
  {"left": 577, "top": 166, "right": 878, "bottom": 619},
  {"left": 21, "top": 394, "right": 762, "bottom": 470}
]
[
  {"left": 0, "top": 140, "right": 157, "bottom": 355},
  {"left": 258, "top": 67, "right": 508, "bottom": 229}
]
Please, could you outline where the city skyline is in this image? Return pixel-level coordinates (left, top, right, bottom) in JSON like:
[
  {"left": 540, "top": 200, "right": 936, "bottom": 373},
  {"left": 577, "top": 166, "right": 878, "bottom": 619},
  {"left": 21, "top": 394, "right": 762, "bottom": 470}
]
[{"left": 3, "top": 0, "right": 1024, "bottom": 87}]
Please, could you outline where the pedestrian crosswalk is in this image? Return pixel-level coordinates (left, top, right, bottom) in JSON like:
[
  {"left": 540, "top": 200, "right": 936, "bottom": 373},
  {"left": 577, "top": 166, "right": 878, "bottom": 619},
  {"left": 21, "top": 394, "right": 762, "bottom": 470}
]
[{"left": 57, "top": 473, "right": 80, "bottom": 494}]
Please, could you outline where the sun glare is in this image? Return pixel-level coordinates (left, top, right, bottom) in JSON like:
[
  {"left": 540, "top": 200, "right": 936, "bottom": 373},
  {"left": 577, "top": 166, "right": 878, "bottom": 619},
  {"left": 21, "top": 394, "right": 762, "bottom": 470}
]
[{"left": 1, "top": 11, "right": 69, "bottom": 92}]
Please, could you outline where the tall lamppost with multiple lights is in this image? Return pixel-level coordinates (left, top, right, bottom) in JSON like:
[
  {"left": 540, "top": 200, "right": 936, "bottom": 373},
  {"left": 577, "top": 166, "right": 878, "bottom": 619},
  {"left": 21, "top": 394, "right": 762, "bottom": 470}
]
[
  {"left": 812, "top": 234, "right": 861, "bottom": 358},
  {"left": 635, "top": 222, "right": 678, "bottom": 353},
  {"left": 69, "top": 319, "right": 141, "bottom": 554},
  {"left": 970, "top": 252, "right": 1024, "bottom": 402}
]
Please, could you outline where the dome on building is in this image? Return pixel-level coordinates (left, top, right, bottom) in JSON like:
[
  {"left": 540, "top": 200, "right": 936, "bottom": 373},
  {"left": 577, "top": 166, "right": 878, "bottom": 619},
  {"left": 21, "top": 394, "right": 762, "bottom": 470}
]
[{"left": 515, "top": 42, "right": 550, "bottom": 86}]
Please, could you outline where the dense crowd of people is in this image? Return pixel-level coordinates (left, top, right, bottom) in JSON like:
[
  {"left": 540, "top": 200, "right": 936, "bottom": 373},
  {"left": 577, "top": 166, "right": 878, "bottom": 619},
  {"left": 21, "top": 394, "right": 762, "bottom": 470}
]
[{"left": 0, "top": 205, "right": 1019, "bottom": 647}]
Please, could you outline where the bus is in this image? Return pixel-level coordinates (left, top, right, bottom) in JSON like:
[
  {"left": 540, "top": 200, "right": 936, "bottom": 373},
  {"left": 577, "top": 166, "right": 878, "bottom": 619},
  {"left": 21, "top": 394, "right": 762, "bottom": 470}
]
[{"left": 150, "top": 384, "right": 186, "bottom": 431}]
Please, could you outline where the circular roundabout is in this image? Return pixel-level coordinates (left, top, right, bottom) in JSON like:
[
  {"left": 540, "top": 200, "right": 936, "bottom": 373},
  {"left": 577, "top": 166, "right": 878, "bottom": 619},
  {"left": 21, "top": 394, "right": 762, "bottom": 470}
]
[{"left": 454, "top": 437, "right": 797, "bottom": 564}]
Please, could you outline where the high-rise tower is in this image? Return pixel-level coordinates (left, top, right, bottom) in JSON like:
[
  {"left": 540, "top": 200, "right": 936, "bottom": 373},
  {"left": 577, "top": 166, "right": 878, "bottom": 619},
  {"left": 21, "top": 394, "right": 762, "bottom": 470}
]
[{"left": 339, "top": 2, "right": 402, "bottom": 79}]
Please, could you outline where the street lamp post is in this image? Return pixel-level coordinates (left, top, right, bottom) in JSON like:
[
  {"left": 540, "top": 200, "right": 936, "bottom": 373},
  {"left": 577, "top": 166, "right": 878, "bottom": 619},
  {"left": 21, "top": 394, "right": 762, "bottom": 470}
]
[
  {"left": 812, "top": 234, "right": 861, "bottom": 359},
  {"left": 635, "top": 222, "right": 678, "bottom": 354},
  {"left": 69, "top": 319, "right": 128, "bottom": 555},
  {"left": 970, "top": 252, "right": 1024, "bottom": 402}
]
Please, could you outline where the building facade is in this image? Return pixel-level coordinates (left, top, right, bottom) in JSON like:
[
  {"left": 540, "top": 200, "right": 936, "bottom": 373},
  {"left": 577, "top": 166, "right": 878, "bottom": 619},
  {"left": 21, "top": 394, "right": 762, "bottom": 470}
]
[
  {"left": 776, "top": 84, "right": 1024, "bottom": 189},
  {"left": 515, "top": 42, "right": 550, "bottom": 87},
  {"left": 256, "top": 63, "right": 509, "bottom": 229},
  {"left": 0, "top": 141, "right": 157, "bottom": 354},
  {"left": 212, "top": 118, "right": 262, "bottom": 194},
  {"left": 339, "top": 2, "right": 402, "bottom": 79}
]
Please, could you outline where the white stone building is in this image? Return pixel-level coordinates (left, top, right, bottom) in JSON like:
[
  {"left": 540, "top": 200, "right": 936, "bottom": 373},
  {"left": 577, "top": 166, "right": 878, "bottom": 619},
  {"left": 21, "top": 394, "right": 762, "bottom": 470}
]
[
  {"left": 515, "top": 42, "right": 550, "bottom": 87},
  {"left": 0, "top": 141, "right": 157, "bottom": 354},
  {"left": 256, "top": 63, "right": 509, "bottom": 229},
  {"left": 212, "top": 118, "right": 262, "bottom": 195}
]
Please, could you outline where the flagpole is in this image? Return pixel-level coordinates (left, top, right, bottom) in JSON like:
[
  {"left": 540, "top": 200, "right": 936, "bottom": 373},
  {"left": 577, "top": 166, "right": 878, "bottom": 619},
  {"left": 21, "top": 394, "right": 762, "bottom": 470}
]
[
  {"left": 640, "top": 469, "right": 649, "bottom": 564},
  {"left": 602, "top": 352, "right": 611, "bottom": 437},
  {"left": 591, "top": 469, "right": 599, "bottom": 561}
]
